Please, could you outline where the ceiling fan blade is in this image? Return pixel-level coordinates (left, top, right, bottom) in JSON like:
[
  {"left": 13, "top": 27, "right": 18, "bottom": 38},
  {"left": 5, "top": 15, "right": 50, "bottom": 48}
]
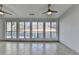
[
  {"left": 42, "top": 11, "right": 48, "bottom": 14},
  {"left": 51, "top": 10, "right": 58, "bottom": 13},
  {"left": 0, "top": 10, "right": 12, "bottom": 15}
]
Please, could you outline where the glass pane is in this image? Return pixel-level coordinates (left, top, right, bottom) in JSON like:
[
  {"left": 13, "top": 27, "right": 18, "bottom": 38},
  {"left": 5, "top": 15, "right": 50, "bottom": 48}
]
[
  {"left": 6, "top": 22, "right": 11, "bottom": 38},
  {"left": 12, "top": 22, "right": 16, "bottom": 38},
  {"left": 38, "top": 22, "right": 43, "bottom": 38},
  {"left": 25, "top": 22, "right": 30, "bottom": 38},
  {"left": 32, "top": 22, "right": 37, "bottom": 38},
  {"left": 51, "top": 22, "right": 57, "bottom": 39},
  {"left": 45, "top": 22, "right": 50, "bottom": 38},
  {"left": 19, "top": 22, "right": 24, "bottom": 39}
]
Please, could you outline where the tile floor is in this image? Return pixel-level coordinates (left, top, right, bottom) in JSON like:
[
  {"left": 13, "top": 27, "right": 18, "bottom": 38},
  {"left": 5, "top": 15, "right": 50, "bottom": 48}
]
[{"left": 0, "top": 42, "right": 78, "bottom": 55}]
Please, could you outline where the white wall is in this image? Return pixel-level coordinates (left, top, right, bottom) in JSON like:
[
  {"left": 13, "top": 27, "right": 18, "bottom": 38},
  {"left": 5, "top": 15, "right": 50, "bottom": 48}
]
[
  {"left": 0, "top": 18, "right": 4, "bottom": 40},
  {"left": 60, "top": 5, "right": 79, "bottom": 53}
]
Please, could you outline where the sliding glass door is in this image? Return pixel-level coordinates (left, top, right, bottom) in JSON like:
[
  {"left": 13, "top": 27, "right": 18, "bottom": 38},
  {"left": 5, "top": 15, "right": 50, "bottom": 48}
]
[
  {"left": 12, "top": 22, "right": 17, "bottom": 38},
  {"left": 6, "top": 22, "right": 11, "bottom": 38},
  {"left": 32, "top": 22, "right": 37, "bottom": 38},
  {"left": 45, "top": 22, "right": 51, "bottom": 39},
  {"left": 38, "top": 22, "right": 43, "bottom": 38},
  {"left": 19, "top": 22, "right": 25, "bottom": 39},
  {"left": 5, "top": 20, "right": 58, "bottom": 41},
  {"left": 25, "top": 22, "right": 30, "bottom": 38}
]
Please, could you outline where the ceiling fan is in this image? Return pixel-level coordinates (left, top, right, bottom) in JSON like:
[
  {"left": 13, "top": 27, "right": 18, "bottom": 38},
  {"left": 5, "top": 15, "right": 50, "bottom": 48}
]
[
  {"left": 42, "top": 4, "right": 58, "bottom": 15},
  {"left": 0, "top": 4, "right": 12, "bottom": 15}
]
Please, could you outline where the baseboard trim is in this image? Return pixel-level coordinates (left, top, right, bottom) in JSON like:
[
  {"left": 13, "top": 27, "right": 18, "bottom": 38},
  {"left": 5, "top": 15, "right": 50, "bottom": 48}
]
[{"left": 0, "top": 40, "right": 59, "bottom": 42}]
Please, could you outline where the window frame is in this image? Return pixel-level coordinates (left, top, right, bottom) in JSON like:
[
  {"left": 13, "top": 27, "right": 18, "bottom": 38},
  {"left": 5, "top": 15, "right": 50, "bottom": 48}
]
[{"left": 4, "top": 18, "right": 59, "bottom": 41}]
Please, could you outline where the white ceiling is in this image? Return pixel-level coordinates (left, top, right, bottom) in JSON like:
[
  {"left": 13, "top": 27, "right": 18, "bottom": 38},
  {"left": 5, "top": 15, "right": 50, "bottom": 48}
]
[{"left": 2, "top": 4, "right": 72, "bottom": 18}]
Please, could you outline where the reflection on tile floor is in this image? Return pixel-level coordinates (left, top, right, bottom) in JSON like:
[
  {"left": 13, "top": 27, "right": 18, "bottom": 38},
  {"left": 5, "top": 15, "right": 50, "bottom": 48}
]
[{"left": 0, "top": 42, "right": 78, "bottom": 55}]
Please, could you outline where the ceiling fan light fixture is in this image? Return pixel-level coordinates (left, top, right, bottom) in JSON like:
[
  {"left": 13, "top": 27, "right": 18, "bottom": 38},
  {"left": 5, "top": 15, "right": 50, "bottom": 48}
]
[
  {"left": 0, "top": 12, "right": 4, "bottom": 15},
  {"left": 47, "top": 12, "right": 52, "bottom": 15}
]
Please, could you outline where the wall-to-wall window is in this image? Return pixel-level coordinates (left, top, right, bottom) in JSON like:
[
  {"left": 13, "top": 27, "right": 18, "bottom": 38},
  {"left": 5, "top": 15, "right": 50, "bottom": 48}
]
[{"left": 5, "top": 19, "right": 58, "bottom": 41}]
